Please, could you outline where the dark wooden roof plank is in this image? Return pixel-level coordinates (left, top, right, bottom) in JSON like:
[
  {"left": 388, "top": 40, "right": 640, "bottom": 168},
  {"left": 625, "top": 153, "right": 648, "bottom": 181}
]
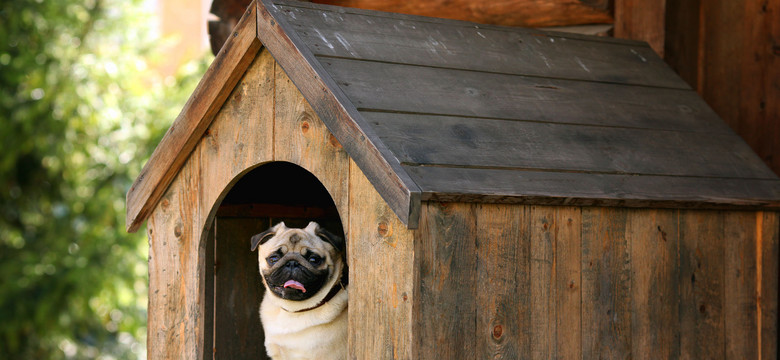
[
  {"left": 405, "top": 166, "right": 780, "bottom": 210},
  {"left": 276, "top": 2, "right": 687, "bottom": 89},
  {"left": 320, "top": 57, "right": 731, "bottom": 132},
  {"left": 367, "top": 112, "right": 777, "bottom": 180}
]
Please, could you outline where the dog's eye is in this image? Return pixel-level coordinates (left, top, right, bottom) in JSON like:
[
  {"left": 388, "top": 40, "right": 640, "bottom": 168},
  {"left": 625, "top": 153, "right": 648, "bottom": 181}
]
[
  {"left": 307, "top": 255, "right": 322, "bottom": 266},
  {"left": 267, "top": 255, "right": 280, "bottom": 266}
]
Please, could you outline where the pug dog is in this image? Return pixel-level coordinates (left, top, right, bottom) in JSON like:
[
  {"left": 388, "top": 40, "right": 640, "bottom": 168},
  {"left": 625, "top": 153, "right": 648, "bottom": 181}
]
[{"left": 250, "top": 221, "right": 348, "bottom": 360}]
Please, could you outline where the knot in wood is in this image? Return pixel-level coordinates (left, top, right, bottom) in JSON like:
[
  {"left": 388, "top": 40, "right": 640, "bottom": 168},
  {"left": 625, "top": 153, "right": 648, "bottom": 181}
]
[
  {"left": 328, "top": 133, "right": 342, "bottom": 149},
  {"left": 300, "top": 121, "right": 310, "bottom": 134},
  {"left": 377, "top": 221, "right": 391, "bottom": 237},
  {"left": 492, "top": 325, "right": 503, "bottom": 339}
]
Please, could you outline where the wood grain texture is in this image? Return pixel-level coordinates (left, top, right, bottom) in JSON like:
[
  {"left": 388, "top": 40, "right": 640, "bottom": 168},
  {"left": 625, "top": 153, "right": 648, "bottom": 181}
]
[
  {"left": 679, "top": 210, "right": 725, "bottom": 360},
  {"left": 724, "top": 211, "right": 759, "bottom": 359},
  {"left": 530, "top": 206, "right": 555, "bottom": 359},
  {"left": 403, "top": 165, "right": 780, "bottom": 211},
  {"left": 628, "top": 209, "right": 680, "bottom": 359},
  {"left": 272, "top": 58, "right": 351, "bottom": 220},
  {"left": 127, "top": 4, "right": 261, "bottom": 232},
  {"left": 276, "top": 3, "right": 682, "bottom": 89},
  {"left": 664, "top": 0, "right": 780, "bottom": 177},
  {"left": 321, "top": 57, "right": 718, "bottom": 132},
  {"left": 213, "top": 217, "right": 269, "bottom": 359},
  {"left": 414, "top": 202, "right": 477, "bottom": 358},
  {"left": 529, "top": 206, "right": 582, "bottom": 359},
  {"left": 199, "top": 49, "right": 276, "bottom": 227},
  {"left": 367, "top": 112, "right": 770, "bottom": 179},
  {"left": 147, "top": 149, "right": 205, "bottom": 360},
  {"left": 348, "top": 159, "right": 415, "bottom": 360},
  {"left": 758, "top": 212, "right": 779, "bottom": 360},
  {"left": 581, "top": 207, "right": 631, "bottom": 359},
  {"left": 614, "top": 0, "right": 667, "bottom": 56},
  {"left": 312, "top": 0, "right": 613, "bottom": 28},
  {"left": 257, "top": 0, "right": 422, "bottom": 228},
  {"left": 554, "top": 207, "right": 583, "bottom": 360},
  {"left": 474, "top": 204, "right": 530, "bottom": 359}
]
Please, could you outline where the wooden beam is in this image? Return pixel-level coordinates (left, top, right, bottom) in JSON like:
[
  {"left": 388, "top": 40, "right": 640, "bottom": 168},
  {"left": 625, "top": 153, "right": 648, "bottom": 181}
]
[
  {"left": 126, "top": 3, "right": 262, "bottom": 233},
  {"left": 614, "top": 0, "right": 667, "bottom": 56},
  {"left": 312, "top": 0, "right": 613, "bottom": 28},
  {"left": 664, "top": 0, "right": 780, "bottom": 177}
]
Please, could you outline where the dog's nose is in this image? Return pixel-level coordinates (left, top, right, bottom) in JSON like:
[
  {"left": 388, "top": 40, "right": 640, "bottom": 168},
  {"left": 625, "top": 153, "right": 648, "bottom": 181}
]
[{"left": 284, "top": 260, "right": 300, "bottom": 269}]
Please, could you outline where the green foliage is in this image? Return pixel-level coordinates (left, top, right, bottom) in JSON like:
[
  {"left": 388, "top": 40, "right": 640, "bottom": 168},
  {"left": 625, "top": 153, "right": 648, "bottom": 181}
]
[{"left": 0, "top": 0, "right": 210, "bottom": 358}]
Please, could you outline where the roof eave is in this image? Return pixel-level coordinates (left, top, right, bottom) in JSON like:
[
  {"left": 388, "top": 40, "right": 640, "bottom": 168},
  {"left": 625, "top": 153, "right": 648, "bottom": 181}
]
[{"left": 125, "top": 2, "right": 262, "bottom": 233}]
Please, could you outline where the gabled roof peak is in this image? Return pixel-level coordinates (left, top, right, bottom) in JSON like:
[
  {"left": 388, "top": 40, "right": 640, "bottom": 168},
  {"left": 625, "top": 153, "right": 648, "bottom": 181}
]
[{"left": 127, "top": 0, "right": 780, "bottom": 232}]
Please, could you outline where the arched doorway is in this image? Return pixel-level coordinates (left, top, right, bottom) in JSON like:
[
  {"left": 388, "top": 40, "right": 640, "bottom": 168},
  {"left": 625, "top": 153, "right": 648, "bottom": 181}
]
[{"left": 202, "top": 161, "right": 344, "bottom": 359}]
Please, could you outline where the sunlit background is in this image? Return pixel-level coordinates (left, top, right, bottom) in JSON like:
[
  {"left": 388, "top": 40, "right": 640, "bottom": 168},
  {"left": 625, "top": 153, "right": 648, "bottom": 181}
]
[{"left": 0, "top": 0, "right": 211, "bottom": 358}]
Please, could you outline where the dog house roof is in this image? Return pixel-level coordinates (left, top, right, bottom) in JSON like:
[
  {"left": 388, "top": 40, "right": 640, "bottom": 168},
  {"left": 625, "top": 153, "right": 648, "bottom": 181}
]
[{"left": 126, "top": 0, "right": 780, "bottom": 231}]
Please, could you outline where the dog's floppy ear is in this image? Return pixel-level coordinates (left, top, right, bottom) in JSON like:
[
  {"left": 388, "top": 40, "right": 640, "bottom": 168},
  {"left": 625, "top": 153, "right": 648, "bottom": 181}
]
[
  {"left": 307, "top": 222, "right": 345, "bottom": 254},
  {"left": 250, "top": 222, "right": 285, "bottom": 251}
]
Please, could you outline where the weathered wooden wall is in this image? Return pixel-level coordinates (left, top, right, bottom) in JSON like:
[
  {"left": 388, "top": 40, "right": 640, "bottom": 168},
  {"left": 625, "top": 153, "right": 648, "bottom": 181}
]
[
  {"left": 146, "top": 47, "right": 415, "bottom": 358},
  {"left": 615, "top": 0, "right": 780, "bottom": 176},
  {"left": 414, "top": 203, "right": 779, "bottom": 359},
  {"left": 145, "top": 45, "right": 778, "bottom": 359}
]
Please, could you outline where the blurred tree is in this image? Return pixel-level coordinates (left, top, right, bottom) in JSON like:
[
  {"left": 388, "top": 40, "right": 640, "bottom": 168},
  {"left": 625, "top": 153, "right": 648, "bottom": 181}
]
[{"left": 0, "top": 0, "right": 209, "bottom": 358}]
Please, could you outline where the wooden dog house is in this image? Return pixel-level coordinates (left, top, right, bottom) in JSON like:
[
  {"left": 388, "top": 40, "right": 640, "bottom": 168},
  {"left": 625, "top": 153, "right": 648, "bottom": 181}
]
[{"left": 126, "top": 0, "right": 780, "bottom": 358}]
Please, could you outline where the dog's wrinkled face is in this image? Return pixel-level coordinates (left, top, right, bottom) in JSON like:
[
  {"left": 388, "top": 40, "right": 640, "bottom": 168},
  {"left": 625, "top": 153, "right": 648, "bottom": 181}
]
[{"left": 251, "top": 222, "right": 344, "bottom": 301}]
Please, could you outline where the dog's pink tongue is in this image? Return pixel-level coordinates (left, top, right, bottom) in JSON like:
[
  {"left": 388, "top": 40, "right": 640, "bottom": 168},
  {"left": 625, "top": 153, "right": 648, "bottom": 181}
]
[{"left": 283, "top": 280, "right": 306, "bottom": 293}]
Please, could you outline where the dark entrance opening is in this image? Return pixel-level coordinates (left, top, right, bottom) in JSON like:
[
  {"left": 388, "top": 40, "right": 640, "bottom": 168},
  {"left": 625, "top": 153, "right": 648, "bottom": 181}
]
[{"left": 203, "top": 162, "right": 344, "bottom": 359}]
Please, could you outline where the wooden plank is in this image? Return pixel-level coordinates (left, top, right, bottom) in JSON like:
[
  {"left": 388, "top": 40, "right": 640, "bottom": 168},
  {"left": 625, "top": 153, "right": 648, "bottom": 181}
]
[
  {"left": 213, "top": 217, "right": 269, "bottom": 359},
  {"left": 320, "top": 57, "right": 728, "bottom": 132},
  {"left": 664, "top": 0, "right": 780, "bottom": 177},
  {"left": 679, "top": 210, "right": 725, "bottom": 359},
  {"left": 614, "top": 0, "right": 667, "bottom": 56},
  {"left": 403, "top": 166, "right": 780, "bottom": 211},
  {"left": 272, "top": 58, "right": 351, "bottom": 219},
  {"left": 628, "top": 209, "right": 680, "bottom": 359},
  {"left": 555, "top": 207, "right": 583, "bottom": 360},
  {"left": 663, "top": 0, "right": 702, "bottom": 88},
  {"left": 348, "top": 159, "right": 415, "bottom": 359},
  {"left": 203, "top": 223, "right": 215, "bottom": 360},
  {"left": 199, "top": 49, "right": 276, "bottom": 226},
  {"left": 126, "top": 4, "right": 261, "bottom": 233},
  {"left": 474, "top": 204, "right": 530, "bottom": 359},
  {"left": 530, "top": 206, "right": 555, "bottom": 359},
  {"left": 147, "top": 149, "right": 206, "bottom": 359},
  {"left": 367, "top": 112, "right": 772, "bottom": 179},
  {"left": 723, "top": 211, "right": 759, "bottom": 359},
  {"left": 311, "top": 0, "right": 614, "bottom": 27},
  {"left": 581, "top": 207, "right": 631, "bottom": 359},
  {"left": 275, "top": 3, "right": 684, "bottom": 89},
  {"left": 257, "top": 0, "right": 422, "bottom": 228},
  {"left": 759, "top": 211, "right": 779, "bottom": 360},
  {"left": 529, "top": 206, "right": 582, "bottom": 359},
  {"left": 414, "top": 202, "right": 477, "bottom": 358}
]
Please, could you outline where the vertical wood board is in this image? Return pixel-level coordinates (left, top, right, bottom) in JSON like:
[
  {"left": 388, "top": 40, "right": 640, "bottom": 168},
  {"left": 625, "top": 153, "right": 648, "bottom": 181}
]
[
  {"left": 414, "top": 202, "right": 477, "bottom": 358},
  {"left": 474, "top": 204, "right": 530, "bottom": 359},
  {"left": 348, "top": 159, "right": 415, "bottom": 359},
  {"left": 199, "top": 49, "right": 276, "bottom": 227},
  {"left": 273, "top": 61, "right": 351, "bottom": 222},
  {"left": 147, "top": 149, "right": 205, "bottom": 360},
  {"left": 628, "top": 209, "right": 680, "bottom": 359},
  {"left": 723, "top": 211, "right": 759, "bottom": 359},
  {"left": 581, "top": 207, "right": 632, "bottom": 359},
  {"left": 758, "top": 212, "right": 779, "bottom": 360}
]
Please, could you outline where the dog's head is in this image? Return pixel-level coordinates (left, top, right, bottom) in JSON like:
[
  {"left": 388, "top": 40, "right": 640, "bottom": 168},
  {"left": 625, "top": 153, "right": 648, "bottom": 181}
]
[{"left": 251, "top": 221, "right": 345, "bottom": 301}]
